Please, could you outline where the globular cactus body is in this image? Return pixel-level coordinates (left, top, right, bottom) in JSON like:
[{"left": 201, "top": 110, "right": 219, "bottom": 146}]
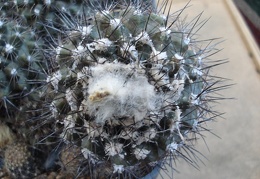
[
  {"left": 42, "top": 1, "right": 224, "bottom": 178},
  {"left": 0, "top": 0, "right": 227, "bottom": 179}
]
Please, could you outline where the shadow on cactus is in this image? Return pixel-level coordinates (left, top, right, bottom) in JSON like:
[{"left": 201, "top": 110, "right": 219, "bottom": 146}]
[{"left": 0, "top": 0, "right": 230, "bottom": 179}]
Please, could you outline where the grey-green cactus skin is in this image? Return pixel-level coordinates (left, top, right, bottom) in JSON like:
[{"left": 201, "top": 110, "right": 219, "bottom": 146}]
[{"left": 0, "top": 0, "right": 226, "bottom": 179}]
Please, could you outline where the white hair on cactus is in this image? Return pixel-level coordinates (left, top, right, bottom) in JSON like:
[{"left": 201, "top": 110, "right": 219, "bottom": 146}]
[
  {"left": 105, "top": 142, "right": 124, "bottom": 158},
  {"left": 0, "top": 20, "right": 4, "bottom": 27},
  {"left": 5, "top": 44, "right": 14, "bottom": 54},
  {"left": 86, "top": 63, "right": 160, "bottom": 124},
  {"left": 159, "top": 27, "right": 171, "bottom": 36},
  {"left": 121, "top": 43, "right": 138, "bottom": 61},
  {"left": 184, "top": 36, "right": 191, "bottom": 45},
  {"left": 190, "top": 93, "right": 200, "bottom": 105},
  {"left": 110, "top": 18, "right": 121, "bottom": 29},
  {"left": 150, "top": 65, "right": 171, "bottom": 89},
  {"left": 73, "top": 45, "right": 87, "bottom": 57},
  {"left": 134, "top": 148, "right": 151, "bottom": 160},
  {"left": 143, "top": 128, "right": 157, "bottom": 141},
  {"left": 166, "top": 142, "right": 178, "bottom": 153},
  {"left": 49, "top": 101, "right": 58, "bottom": 117},
  {"left": 135, "top": 31, "right": 153, "bottom": 47},
  {"left": 174, "top": 53, "right": 184, "bottom": 60},
  {"left": 86, "top": 38, "right": 113, "bottom": 53},
  {"left": 10, "top": 68, "right": 17, "bottom": 76},
  {"left": 65, "top": 88, "right": 78, "bottom": 111},
  {"left": 192, "top": 67, "right": 203, "bottom": 76},
  {"left": 81, "top": 25, "right": 93, "bottom": 37},
  {"left": 83, "top": 121, "right": 104, "bottom": 138},
  {"left": 81, "top": 148, "right": 98, "bottom": 164},
  {"left": 44, "top": 0, "right": 51, "bottom": 6},
  {"left": 46, "top": 70, "right": 62, "bottom": 92},
  {"left": 173, "top": 106, "right": 184, "bottom": 141},
  {"left": 153, "top": 50, "right": 168, "bottom": 61},
  {"left": 61, "top": 114, "right": 76, "bottom": 139},
  {"left": 113, "top": 164, "right": 124, "bottom": 174},
  {"left": 172, "top": 80, "right": 185, "bottom": 96}
]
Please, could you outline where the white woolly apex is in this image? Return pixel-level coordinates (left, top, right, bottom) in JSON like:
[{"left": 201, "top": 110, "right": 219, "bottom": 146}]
[
  {"left": 113, "top": 164, "right": 124, "bottom": 174},
  {"left": 167, "top": 142, "right": 178, "bottom": 153},
  {"left": 110, "top": 18, "right": 121, "bottom": 29},
  {"left": 11, "top": 68, "right": 17, "bottom": 76},
  {"left": 5, "top": 44, "right": 14, "bottom": 54},
  {"left": 135, "top": 31, "right": 154, "bottom": 47},
  {"left": 47, "top": 70, "right": 62, "bottom": 92},
  {"left": 174, "top": 53, "right": 184, "bottom": 60},
  {"left": 134, "top": 148, "right": 151, "bottom": 160},
  {"left": 0, "top": 20, "right": 4, "bottom": 27},
  {"left": 86, "top": 63, "right": 160, "bottom": 124},
  {"left": 105, "top": 142, "right": 124, "bottom": 158}
]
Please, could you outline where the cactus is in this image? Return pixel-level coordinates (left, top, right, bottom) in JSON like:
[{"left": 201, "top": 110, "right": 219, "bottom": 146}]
[
  {"left": 0, "top": 18, "right": 46, "bottom": 119},
  {"left": 0, "top": 0, "right": 227, "bottom": 178}
]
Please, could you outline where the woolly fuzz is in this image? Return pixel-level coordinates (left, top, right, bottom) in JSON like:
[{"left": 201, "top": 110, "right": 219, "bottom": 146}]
[{"left": 86, "top": 63, "right": 161, "bottom": 124}]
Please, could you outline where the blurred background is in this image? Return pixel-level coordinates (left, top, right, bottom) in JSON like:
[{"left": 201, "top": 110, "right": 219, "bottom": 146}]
[
  {"left": 155, "top": 0, "right": 260, "bottom": 178},
  {"left": 234, "top": 0, "right": 259, "bottom": 47}
]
